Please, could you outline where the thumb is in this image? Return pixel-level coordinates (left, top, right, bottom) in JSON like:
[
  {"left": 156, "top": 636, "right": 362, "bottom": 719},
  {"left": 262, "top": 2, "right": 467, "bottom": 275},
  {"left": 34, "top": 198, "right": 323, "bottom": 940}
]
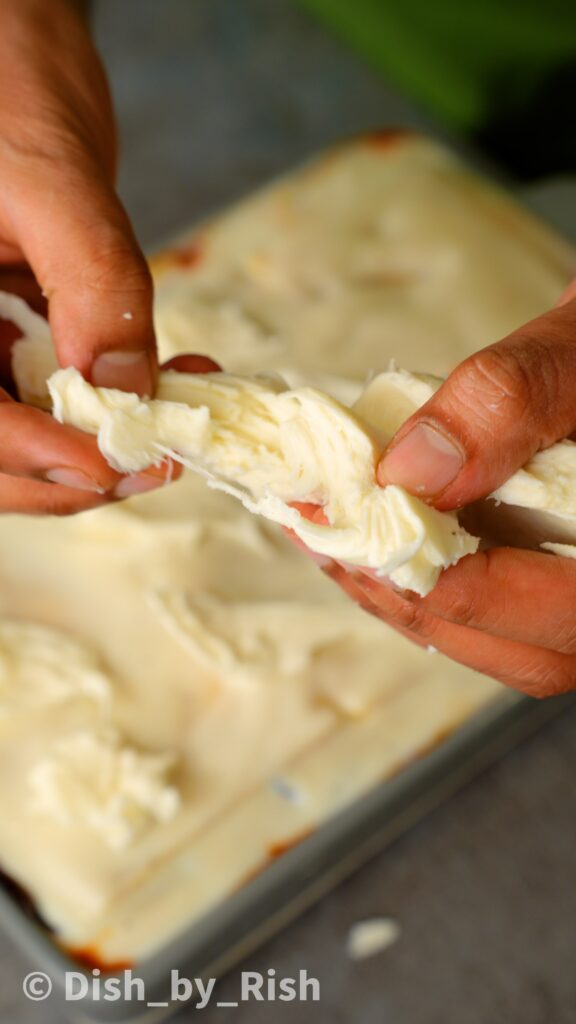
[
  {"left": 377, "top": 300, "right": 576, "bottom": 510},
  {"left": 8, "top": 158, "right": 156, "bottom": 395}
]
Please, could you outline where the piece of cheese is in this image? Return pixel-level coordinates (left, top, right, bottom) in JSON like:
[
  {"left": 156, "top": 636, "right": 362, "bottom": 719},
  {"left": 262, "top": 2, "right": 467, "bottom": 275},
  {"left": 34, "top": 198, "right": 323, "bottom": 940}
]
[
  {"left": 46, "top": 365, "right": 478, "bottom": 596},
  {"left": 359, "top": 369, "right": 576, "bottom": 554},
  {"left": 346, "top": 917, "right": 401, "bottom": 960}
]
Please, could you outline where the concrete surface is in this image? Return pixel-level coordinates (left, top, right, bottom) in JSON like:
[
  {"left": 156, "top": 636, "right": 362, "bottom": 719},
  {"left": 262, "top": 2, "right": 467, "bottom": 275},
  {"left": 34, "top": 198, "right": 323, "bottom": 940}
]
[{"left": 1, "top": 2, "right": 576, "bottom": 1022}]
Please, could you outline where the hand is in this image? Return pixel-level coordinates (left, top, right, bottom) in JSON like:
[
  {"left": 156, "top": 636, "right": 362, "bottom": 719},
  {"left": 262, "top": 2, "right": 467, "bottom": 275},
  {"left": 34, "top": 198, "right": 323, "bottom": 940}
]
[
  {"left": 0, "top": 0, "right": 207, "bottom": 514},
  {"left": 297, "top": 289, "right": 576, "bottom": 698}
]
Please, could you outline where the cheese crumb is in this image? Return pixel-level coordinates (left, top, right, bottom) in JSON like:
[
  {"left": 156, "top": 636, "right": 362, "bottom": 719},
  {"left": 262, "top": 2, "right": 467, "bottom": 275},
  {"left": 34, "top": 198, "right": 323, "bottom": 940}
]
[{"left": 346, "top": 917, "right": 401, "bottom": 960}]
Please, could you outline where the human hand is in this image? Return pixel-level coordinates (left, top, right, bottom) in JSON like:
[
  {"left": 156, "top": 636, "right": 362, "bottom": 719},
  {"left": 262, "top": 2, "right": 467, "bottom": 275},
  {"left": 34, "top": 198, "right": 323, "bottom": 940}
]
[
  {"left": 296, "top": 290, "right": 576, "bottom": 697},
  {"left": 0, "top": 0, "right": 210, "bottom": 514}
]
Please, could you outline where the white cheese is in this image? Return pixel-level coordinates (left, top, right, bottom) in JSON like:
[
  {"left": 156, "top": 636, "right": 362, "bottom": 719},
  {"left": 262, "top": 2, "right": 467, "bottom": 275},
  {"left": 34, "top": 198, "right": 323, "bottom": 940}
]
[
  {"left": 347, "top": 917, "right": 401, "bottom": 960},
  {"left": 28, "top": 729, "right": 180, "bottom": 851},
  {"left": 46, "top": 365, "right": 478, "bottom": 597}
]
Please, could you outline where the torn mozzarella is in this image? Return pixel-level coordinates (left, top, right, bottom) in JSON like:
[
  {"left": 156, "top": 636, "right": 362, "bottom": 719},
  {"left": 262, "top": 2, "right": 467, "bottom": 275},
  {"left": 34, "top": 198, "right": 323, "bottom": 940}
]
[{"left": 46, "top": 365, "right": 478, "bottom": 596}]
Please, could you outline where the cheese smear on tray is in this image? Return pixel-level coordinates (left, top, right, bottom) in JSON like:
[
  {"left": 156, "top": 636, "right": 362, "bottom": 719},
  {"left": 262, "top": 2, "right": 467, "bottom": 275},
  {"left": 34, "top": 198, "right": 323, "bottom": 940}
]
[{"left": 7, "top": 290, "right": 576, "bottom": 597}]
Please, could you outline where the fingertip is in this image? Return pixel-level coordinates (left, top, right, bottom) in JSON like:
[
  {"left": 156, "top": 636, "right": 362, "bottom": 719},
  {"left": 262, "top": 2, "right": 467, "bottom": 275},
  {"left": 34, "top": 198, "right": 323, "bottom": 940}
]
[
  {"left": 43, "top": 467, "right": 107, "bottom": 493},
  {"left": 377, "top": 421, "right": 464, "bottom": 499},
  {"left": 375, "top": 455, "right": 389, "bottom": 488},
  {"left": 91, "top": 348, "right": 155, "bottom": 396},
  {"left": 141, "top": 457, "right": 182, "bottom": 484},
  {"left": 113, "top": 457, "right": 181, "bottom": 499},
  {"left": 161, "top": 354, "right": 221, "bottom": 374},
  {"left": 113, "top": 474, "right": 166, "bottom": 499}
]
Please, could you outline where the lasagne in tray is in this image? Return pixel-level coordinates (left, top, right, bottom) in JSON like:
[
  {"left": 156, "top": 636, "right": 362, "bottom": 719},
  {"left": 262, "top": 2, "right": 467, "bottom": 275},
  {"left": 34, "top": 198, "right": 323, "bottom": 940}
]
[{"left": 0, "top": 132, "right": 572, "bottom": 965}]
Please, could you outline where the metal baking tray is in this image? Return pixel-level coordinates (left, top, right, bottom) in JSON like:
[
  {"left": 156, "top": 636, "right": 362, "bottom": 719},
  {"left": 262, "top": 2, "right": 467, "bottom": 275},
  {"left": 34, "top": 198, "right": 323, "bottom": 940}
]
[{"left": 0, "top": 688, "right": 572, "bottom": 1023}]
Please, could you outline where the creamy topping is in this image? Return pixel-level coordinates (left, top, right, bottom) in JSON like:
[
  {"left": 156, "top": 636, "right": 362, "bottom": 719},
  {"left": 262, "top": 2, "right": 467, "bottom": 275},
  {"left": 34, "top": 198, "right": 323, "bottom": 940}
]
[
  {"left": 0, "top": 620, "right": 110, "bottom": 719},
  {"left": 28, "top": 729, "right": 180, "bottom": 851}
]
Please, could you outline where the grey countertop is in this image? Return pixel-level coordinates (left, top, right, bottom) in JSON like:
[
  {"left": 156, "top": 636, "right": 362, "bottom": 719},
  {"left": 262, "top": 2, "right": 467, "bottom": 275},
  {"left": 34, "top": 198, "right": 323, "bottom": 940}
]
[{"left": 1, "top": 2, "right": 576, "bottom": 1022}]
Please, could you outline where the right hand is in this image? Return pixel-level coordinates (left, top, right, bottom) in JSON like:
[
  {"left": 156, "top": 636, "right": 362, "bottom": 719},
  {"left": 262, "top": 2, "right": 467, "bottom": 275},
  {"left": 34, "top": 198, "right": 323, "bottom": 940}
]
[
  {"left": 300, "top": 290, "right": 576, "bottom": 698},
  {"left": 0, "top": 0, "right": 211, "bottom": 514}
]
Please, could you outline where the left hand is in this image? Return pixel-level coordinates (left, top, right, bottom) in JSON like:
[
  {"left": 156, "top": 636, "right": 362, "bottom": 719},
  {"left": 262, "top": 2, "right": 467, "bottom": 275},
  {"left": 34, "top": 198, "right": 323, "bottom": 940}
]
[
  {"left": 292, "top": 290, "right": 576, "bottom": 698},
  {"left": 0, "top": 0, "right": 220, "bottom": 515}
]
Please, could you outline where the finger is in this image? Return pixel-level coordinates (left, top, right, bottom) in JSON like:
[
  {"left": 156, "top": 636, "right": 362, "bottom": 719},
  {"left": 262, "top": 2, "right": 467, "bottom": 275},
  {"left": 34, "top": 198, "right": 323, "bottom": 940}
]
[
  {"left": 6, "top": 158, "right": 157, "bottom": 395},
  {"left": 0, "top": 472, "right": 109, "bottom": 516},
  {"left": 377, "top": 300, "right": 576, "bottom": 509},
  {"left": 415, "top": 547, "right": 576, "bottom": 656},
  {"left": 0, "top": 393, "right": 172, "bottom": 497},
  {"left": 161, "top": 354, "right": 221, "bottom": 373},
  {"left": 0, "top": 395, "right": 121, "bottom": 490},
  {"left": 113, "top": 458, "right": 182, "bottom": 499},
  {"left": 322, "top": 563, "right": 576, "bottom": 697},
  {"left": 0, "top": 397, "right": 176, "bottom": 497}
]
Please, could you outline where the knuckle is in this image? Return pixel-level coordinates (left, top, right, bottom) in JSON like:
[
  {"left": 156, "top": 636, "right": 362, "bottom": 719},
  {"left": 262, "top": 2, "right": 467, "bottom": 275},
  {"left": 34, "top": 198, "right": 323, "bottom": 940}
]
[
  {"left": 447, "top": 335, "right": 569, "bottom": 451},
  {"left": 429, "top": 552, "right": 494, "bottom": 629},
  {"left": 0, "top": 94, "right": 112, "bottom": 177},
  {"left": 0, "top": 128, "right": 65, "bottom": 173},
  {"left": 450, "top": 347, "right": 534, "bottom": 429},
  {"left": 80, "top": 235, "right": 152, "bottom": 299},
  {"left": 389, "top": 596, "right": 430, "bottom": 635},
  {"left": 436, "top": 588, "right": 479, "bottom": 629}
]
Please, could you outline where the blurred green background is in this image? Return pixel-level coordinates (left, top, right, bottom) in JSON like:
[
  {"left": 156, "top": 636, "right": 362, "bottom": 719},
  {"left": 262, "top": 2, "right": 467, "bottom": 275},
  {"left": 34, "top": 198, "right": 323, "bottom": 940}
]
[{"left": 300, "top": 0, "right": 576, "bottom": 178}]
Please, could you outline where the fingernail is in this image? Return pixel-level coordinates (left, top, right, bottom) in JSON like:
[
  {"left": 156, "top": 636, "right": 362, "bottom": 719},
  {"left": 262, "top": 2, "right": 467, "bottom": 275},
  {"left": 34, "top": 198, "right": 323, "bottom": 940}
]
[
  {"left": 378, "top": 422, "right": 463, "bottom": 496},
  {"left": 91, "top": 350, "right": 152, "bottom": 394},
  {"left": 44, "top": 467, "right": 106, "bottom": 493},
  {"left": 114, "top": 474, "right": 163, "bottom": 499}
]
